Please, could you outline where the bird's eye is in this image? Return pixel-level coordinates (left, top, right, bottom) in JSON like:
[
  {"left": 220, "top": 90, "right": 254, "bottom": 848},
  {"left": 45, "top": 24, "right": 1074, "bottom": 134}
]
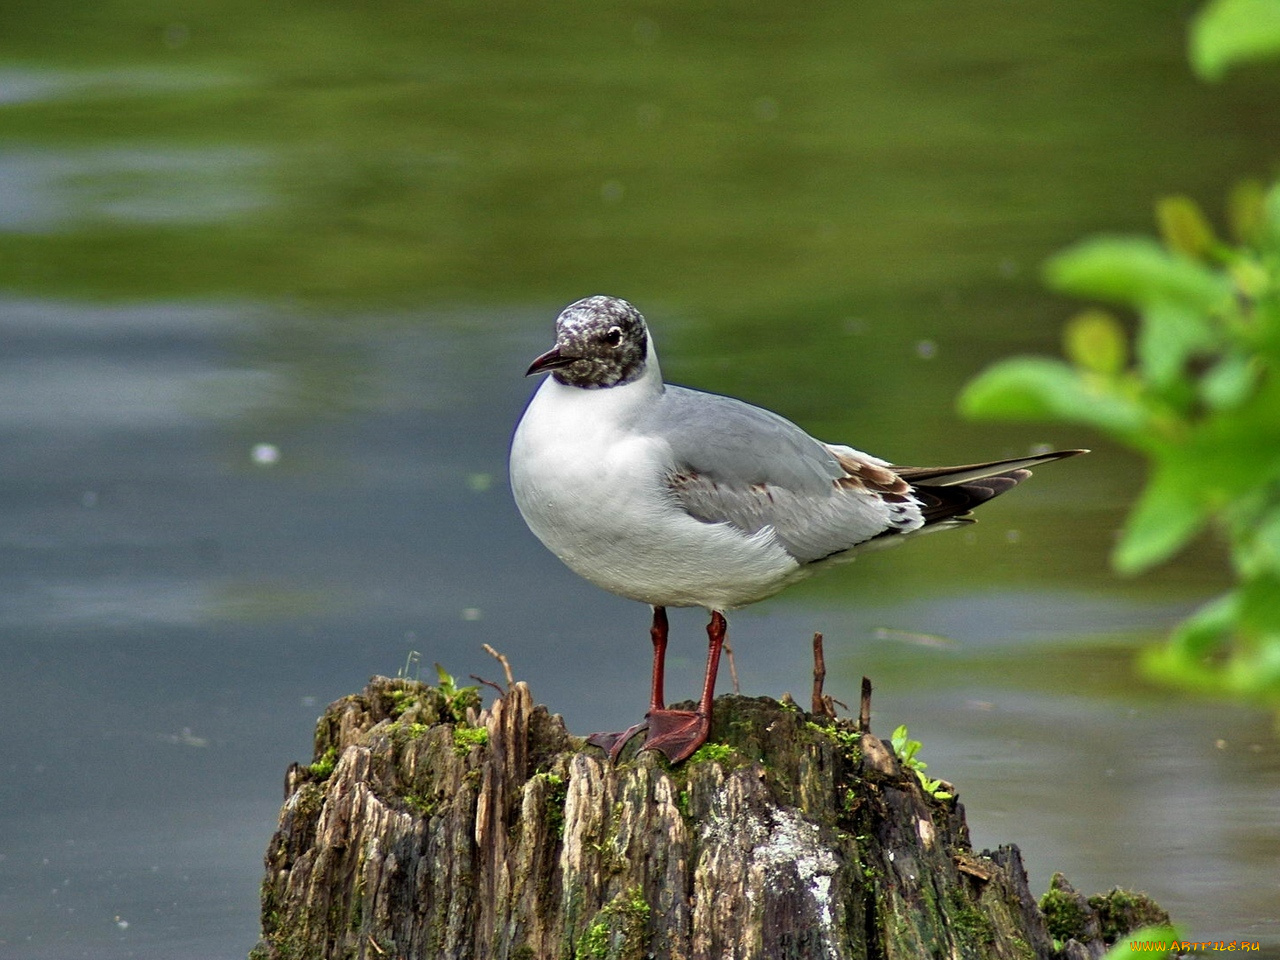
[{"left": 601, "top": 326, "right": 623, "bottom": 346}]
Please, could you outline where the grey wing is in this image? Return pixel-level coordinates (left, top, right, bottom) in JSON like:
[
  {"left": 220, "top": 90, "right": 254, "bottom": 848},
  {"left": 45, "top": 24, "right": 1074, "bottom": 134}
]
[
  {"left": 648, "top": 387, "right": 921, "bottom": 563},
  {"left": 668, "top": 470, "right": 921, "bottom": 563},
  {"left": 649, "top": 386, "right": 844, "bottom": 492}
]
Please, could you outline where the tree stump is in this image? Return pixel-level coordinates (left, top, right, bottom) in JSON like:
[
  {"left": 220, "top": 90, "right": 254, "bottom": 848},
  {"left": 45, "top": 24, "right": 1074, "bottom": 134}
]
[{"left": 251, "top": 676, "right": 1168, "bottom": 960}]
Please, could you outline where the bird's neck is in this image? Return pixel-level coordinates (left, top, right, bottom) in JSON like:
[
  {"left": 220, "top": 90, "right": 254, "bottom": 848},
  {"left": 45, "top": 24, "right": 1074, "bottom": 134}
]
[{"left": 540, "top": 349, "right": 664, "bottom": 422}]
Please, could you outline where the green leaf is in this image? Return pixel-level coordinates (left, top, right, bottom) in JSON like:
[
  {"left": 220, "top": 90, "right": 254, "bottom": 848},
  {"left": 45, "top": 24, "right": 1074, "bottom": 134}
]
[
  {"left": 1045, "top": 237, "right": 1231, "bottom": 313},
  {"left": 1238, "top": 572, "right": 1280, "bottom": 636},
  {"left": 1227, "top": 255, "right": 1270, "bottom": 299},
  {"left": 890, "top": 723, "right": 908, "bottom": 749},
  {"left": 1113, "top": 460, "right": 1211, "bottom": 574},
  {"left": 1141, "top": 640, "right": 1225, "bottom": 695},
  {"left": 959, "top": 357, "right": 1149, "bottom": 436},
  {"left": 1167, "top": 591, "right": 1239, "bottom": 657},
  {"left": 1226, "top": 639, "right": 1280, "bottom": 700},
  {"left": 434, "top": 662, "right": 457, "bottom": 694},
  {"left": 1242, "top": 508, "right": 1280, "bottom": 576},
  {"left": 1227, "top": 177, "right": 1267, "bottom": 245},
  {"left": 890, "top": 724, "right": 925, "bottom": 764},
  {"left": 1265, "top": 181, "right": 1280, "bottom": 247},
  {"left": 1199, "top": 351, "right": 1258, "bottom": 410},
  {"left": 1156, "top": 195, "right": 1218, "bottom": 259},
  {"left": 1063, "top": 309, "right": 1128, "bottom": 376},
  {"left": 1136, "top": 301, "right": 1218, "bottom": 388},
  {"left": 1189, "top": 388, "right": 1280, "bottom": 500},
  {"left": 1192, "top": 0, "right": 1280, "bottom": 81}
]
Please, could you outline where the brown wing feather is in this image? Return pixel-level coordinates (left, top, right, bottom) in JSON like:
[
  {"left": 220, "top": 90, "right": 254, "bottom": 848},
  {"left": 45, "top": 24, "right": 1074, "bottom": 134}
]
[{"left": 828, "top": 448, "right": 1087, "bottom": 532}]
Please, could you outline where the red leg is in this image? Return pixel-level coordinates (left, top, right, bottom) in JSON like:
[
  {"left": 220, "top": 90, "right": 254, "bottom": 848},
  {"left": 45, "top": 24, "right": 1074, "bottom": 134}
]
[
  {"left": 586, "top": 606, "right": 668, "bottom": 760},
  {"left": 695, "top": 610, "right": 725, "bottom": 717},
  {"left": 642, "top": 610, "right": 725, "bottom": 763},
  {"left": 647, "top": 605, "right": 669, "bottom": 713}
]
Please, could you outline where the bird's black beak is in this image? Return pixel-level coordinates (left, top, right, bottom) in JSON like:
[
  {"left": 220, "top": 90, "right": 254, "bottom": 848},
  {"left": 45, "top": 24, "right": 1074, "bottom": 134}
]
[{"left": 525, "top": 345, "right": 577, "bottom": 377}]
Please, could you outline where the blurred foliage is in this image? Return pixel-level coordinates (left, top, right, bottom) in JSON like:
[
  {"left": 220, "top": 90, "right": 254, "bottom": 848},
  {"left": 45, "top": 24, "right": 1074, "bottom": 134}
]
[
  {"left": 961, "top": 3, "right": 1280, "bottom": 710},
  {"left": 1192, "top": 0, "right": 1280, "bottom": 80}
]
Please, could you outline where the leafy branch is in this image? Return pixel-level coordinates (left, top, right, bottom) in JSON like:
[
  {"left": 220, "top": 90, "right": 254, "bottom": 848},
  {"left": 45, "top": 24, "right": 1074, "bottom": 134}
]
[{"left": 958, "top": 1, "right": 1280, "bottom": 709}]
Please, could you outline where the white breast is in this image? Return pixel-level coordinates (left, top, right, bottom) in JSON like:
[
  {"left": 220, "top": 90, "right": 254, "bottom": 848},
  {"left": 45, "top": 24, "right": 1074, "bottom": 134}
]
[{"left": 509, "top": 375, "right": 802, "bottom": 610}]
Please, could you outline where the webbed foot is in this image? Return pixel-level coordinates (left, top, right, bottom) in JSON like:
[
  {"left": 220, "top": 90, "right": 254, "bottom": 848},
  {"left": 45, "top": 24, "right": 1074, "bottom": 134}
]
[
  {"left": 641, "top": 708, "right": 711, "bottom": 764},
  {"left": 586, "top": 720, "right": 649, "bottom": 762}
]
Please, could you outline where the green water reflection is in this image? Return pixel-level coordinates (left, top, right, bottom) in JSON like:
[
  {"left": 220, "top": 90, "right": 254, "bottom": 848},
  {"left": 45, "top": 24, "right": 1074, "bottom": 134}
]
[
  {"left": 6, "top": 1, "right": 1274, "bottom": 587},
  {"left": 6, "top": 1, "right": 1279, "bottom": 311}
]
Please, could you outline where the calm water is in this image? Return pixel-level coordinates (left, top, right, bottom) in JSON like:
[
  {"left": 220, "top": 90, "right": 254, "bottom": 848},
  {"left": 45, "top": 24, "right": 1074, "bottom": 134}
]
[{"left": 2, "top": 2, "right": 1279, "bottom": 956}]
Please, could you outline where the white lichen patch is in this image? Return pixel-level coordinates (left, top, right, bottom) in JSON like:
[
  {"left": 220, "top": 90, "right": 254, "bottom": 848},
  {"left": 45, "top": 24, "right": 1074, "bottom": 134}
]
[
  {"left": 700, "top": 785, "right": 841, "bottom": 960},
  {"left": 757, "top": 807, "right": 840, "bottom": 956},
  {"left": 916, "top": 817, "right": 935, "bottom": 849}
]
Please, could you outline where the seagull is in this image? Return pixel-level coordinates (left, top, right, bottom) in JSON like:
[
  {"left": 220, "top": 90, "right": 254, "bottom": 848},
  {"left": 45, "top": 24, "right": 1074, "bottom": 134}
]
[{"left": 509, "top": 295, "right": 1085, "bottom": 763}]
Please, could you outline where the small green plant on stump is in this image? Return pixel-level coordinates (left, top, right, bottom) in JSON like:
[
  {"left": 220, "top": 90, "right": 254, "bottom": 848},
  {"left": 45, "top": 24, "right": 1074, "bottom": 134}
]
[{"left": 890, "top": 724, "right": 953, "bottom": 801}]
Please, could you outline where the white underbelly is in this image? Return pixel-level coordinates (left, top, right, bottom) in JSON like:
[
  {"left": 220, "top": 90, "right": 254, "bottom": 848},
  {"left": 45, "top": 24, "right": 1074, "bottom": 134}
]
[{"left": 510, "top": 398, "right": 801, "bottom": 610}]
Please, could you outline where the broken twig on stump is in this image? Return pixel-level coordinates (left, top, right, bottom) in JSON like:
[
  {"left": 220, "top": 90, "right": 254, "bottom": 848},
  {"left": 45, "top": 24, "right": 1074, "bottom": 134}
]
[
  {"left": 481, "top": 643, "right": 515, "bottom": 687},
  {"left": 812, "top": 632, "right": 834, "bottom": 719}
]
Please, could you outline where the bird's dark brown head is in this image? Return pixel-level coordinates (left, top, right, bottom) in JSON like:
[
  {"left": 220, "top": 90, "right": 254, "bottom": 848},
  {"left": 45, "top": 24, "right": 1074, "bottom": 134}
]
[{"left": 526, "top": 295, "right": 650, "bottom": 389}]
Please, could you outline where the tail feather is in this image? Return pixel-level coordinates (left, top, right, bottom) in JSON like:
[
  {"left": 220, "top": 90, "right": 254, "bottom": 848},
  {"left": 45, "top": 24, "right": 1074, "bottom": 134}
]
[
  {"left": 895, "top": 449, "right": 1088, "bottom": 488},
  {"left": 897, "top": 449, "right": 1087, "bottom": 528}
]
